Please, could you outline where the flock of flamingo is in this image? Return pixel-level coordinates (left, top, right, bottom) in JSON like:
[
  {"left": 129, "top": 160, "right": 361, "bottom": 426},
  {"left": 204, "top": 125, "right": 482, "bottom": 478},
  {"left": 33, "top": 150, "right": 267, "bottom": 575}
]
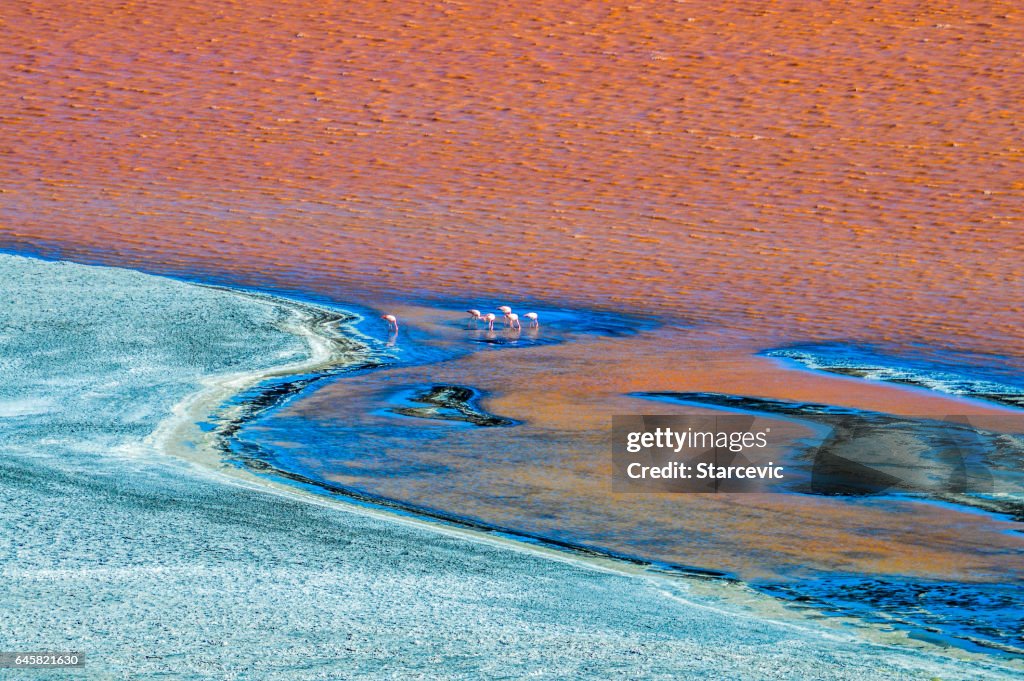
[{"left": 380, "top": 306, "right": 539, "bottom": 333}]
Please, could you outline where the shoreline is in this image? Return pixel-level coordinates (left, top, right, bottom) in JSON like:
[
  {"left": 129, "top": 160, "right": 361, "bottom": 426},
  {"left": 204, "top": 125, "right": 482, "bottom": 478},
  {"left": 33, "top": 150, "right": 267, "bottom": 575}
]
[
  {"left": 144, "top": 287, "right": 365, "bottom": 472},
  {"left": 141, "top": 281, "right": 1020, "bottom": 666}
]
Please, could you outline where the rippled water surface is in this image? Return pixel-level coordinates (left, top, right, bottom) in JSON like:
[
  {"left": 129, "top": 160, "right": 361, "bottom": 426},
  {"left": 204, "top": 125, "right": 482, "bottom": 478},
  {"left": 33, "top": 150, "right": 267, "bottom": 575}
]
[{"left": 1, "top": 0, "right": 1020, "bottom": 353}]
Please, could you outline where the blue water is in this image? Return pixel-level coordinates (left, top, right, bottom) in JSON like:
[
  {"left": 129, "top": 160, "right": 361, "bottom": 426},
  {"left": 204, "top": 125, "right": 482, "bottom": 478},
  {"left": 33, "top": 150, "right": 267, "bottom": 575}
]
[
  {"left": 765, "top": 342, "right": 1024, "bottom": 410},
  {"left": 759, "top": 576, "right": 1024, "bottom": 657}
]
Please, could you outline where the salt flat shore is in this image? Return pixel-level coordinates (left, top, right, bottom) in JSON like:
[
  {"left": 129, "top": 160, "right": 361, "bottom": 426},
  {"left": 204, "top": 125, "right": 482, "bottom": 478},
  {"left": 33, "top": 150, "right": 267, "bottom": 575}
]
[{"left": 0, "top": 253, "right": 1017, "bottom": 680}]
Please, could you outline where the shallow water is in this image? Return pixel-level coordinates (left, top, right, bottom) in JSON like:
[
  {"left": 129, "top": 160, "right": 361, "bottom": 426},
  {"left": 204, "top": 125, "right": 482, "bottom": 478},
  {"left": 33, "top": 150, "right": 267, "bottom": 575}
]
[{"left": 217, "top": 302, "right": 1024, "bottom": 655}]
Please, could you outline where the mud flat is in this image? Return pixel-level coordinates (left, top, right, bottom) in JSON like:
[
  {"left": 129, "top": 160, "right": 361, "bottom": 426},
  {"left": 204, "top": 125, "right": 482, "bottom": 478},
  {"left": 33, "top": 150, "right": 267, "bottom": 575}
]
[{"left": 0, "top": 254, "right": 1018, "bottom": 679}]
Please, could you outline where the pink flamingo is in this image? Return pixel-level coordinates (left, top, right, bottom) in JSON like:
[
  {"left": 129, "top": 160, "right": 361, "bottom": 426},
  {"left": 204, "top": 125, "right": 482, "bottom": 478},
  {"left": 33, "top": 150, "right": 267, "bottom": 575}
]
[
  {"left": 482, "top": 313, "right": 496, "bottom": 331},
  {"left": 466, "top": 309, "right": 483, "bottom": 328},
  {"left": 524, "top": 312, "right": 539, "bottom": 328},
  {"left": 498, "top": 305, "right": 513, "bottom": 327},
  {"left": 381, "top": 314, "right": 399, "bottom": 332},
  {"left": 507, "top": 312, "right": 521, "bottom": 330}
]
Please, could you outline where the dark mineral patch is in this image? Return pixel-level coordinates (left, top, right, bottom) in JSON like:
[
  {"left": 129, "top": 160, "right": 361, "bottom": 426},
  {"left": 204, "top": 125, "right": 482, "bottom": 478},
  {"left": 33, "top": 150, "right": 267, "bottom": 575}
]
[{"left": 390, "top": 384, "right": 516, "bottom": 427}]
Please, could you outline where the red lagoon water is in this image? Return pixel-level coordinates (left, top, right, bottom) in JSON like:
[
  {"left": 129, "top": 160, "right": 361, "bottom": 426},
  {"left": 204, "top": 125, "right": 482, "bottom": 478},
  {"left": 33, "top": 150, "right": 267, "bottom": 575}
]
[{"left": 0, "top": 0, "right": 1021, "bottom": 356}]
